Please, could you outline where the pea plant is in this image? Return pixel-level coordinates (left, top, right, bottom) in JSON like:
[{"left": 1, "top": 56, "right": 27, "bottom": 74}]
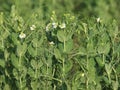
[{"left": 0, "top": 4, "right": 120, "bottom": 90}]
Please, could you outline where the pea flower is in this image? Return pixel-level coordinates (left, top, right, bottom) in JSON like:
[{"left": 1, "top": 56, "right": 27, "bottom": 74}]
[
  {"left": 19, "top": 32, "right": 26, "bottom": 39},
  {"left": 81, "top": 73, "right": 84, "bottom": 77},
  {"left": 52, "top": 22, "right": 58, "bottom": 29},
  {"left": 49, "top": 41, "right": 54, "bottom": 45},
  {"left": 46, "top": 23, "right": 51, "bottom": 32},
  {"left": 59, "top": 23, "right": 66, "bottom": 29},
  {"left": 97, "top": 17, "right": 101, "bottom": 23},
  {"left": 30, "top": 25, "right": 36, "bottom": 31}
]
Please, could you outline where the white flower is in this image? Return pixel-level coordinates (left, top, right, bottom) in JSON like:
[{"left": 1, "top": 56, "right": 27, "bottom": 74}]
[
  {"left": 49, "top": 41, "right": 54, "bottom": 45},
  {"left": 81, "top": 73, "right": 84, "bottom": 77},
  {"left": 52, "top": 22, "right": 58, "bottom": 29},
  {"left": 59, "top": 23, "right": 66, "bottom": 29},
  {"left": 19, "top": 33, "right": 26, "bottom": 39},
  {"left": 30, "top": 25, "right": 36, "bottom": 31},
  {"left": 97, "top": 17, "right": 101, "bottom": 23},
  {"left": 46, "top": 23, "right": 51, "bottom": 32}
]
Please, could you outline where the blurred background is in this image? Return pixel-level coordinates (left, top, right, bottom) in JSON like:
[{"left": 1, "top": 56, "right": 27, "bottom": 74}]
[{"left": 0, "top": 0, "right": 120, "bottom": 24}]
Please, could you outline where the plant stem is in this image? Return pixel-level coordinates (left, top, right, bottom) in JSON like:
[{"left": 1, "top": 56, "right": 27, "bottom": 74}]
[
  {"left": 19, "top": 55, "right": 23, "bottom": 90},
  {"left": 102, "top": 54, "right": 105, "bottom": 65},
  {"left": 62, "top": 58, "right": 65, "bottom": 78},
  {"left": 35, "top": 44, "right": 38, "bottom": 79},
  {"left": 40, "top": 75, "right": 62, "bottom": 83},
  {"left": 86, "top": 55, "right": 89, "bottom": 90},
  {"left": 86, "top": 55, "right": 88, "bottom": 70}
]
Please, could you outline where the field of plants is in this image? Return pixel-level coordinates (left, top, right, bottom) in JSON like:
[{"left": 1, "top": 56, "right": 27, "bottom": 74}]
[{"left": 0, "top": 0, "right": 120, "bottom": 90}]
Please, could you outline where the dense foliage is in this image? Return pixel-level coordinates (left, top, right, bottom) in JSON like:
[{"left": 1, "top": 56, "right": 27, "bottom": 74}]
[{"left": 0, "top": 0, "right": 120, "bottom": 90}]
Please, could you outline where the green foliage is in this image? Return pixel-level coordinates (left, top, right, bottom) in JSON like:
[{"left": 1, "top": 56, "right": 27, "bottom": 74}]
[{"left": 0, "top": 0, "right": 120, "bottom": 90}]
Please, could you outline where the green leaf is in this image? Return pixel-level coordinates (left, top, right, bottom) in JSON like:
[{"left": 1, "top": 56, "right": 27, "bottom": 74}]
[
  {"left": 65, "top": 60, "right": 73, "bottom": 74},
  {"left": 97, "top": 42, "right": 110, "bottom": 54},
  {"left": 24, "top": 87, "right": 29, "bottom": 90},
  {"left": 57, "top": 30, "right": 65, "bottom": 42},
  {"left": 31, "top": 59, "right": 37, "bottom": 69},
  {"left": 17, "top": 43, "right": 27, "bottom": 57},
  {"left": 32, "top": 38, "right": 41, "bottom": 48},
  {"left": 105, "top": 63, "right": 112, "bottom": 75},
  {"left": 20, "top": 66, "right": 27, "bottom": 77},
  {"left": 0, "top": 75, "right": 5, "bottom": 83},
  {"left": 0, "top": 42, "right": 4, "bottom": 51},
  {"left": 58, "top": 43, "right": 64, "bottom": 53},
  {"left": 96, "top": 83, "right": 102, "bottom": 90},
  {"left": 65, "top": 39, "right": 73, "bottom": 53},
  {"left": 0, "top": 12, "right": 3, "bottom": 25},
  {"left": 112, "top": 80, "right": 119, "bottom": 90},
  {"left": 28, "top": 44, "right": 37, "bottom": 57},
  {"left": 11, "top": 32, "right": 20, "bottom": 45},
  {"left": 0, "top": 59, "right": 5, "bottom": 68},
  {"left": 1, "top": 30, "right": 10, "bottom": 39},
  {"left": 4, "top": 50, "right": 9, "bottom": 61},
  {"left": 103, "top": 76, "right": 110, "bottom": 85},
  {"left": 115, "top": 44, "right": 120, "bottom": 53},
  {"left": 87, "top": 40, "right": 96, "bottom": 55},
  {"left": 31, "top": 81, "right": 39, "bottom": 90},
  {"left": 41, "top": 66, "right": 47, "bottom": 75},
  {"left": 57, "top": 30, "right": 72, "bottom": 42},
  {"left": 88, "top": 58, "right": 96, "bottom": 83},
  {"left": 105, "top": 63, "right": 112, "bottom": 83},
  {"left": 95, "top": 57, "right": 104, "bottom": 68},
  {"left": 116, "top": 64, "right": 120, "bottom": 75},
  {"left": 109, "top": 20, "right": 118, "bottom": 38},
  {"left": 12, "top": 69, "right": 19, "bottom": 80},
  {"left": 10, "top": 53, "right": 19, "bottom": 69},
  {"left": 54, "top": 48, "right": 62, "bottom": 60},
  {"left": 4, "top": 84, "right": 10, "bottom": 90},
  {"left": 38, "top": 61, "right": 43, "bottom": 68},
  {"left": 78, "top": 46, "right": 86, "bottom": 55},
  {"left": 28, "top": 67, "right": 35, "bottom": 78},
  {"left": 66, "top": 31, "right": 73, "bottom": 41},
  {"left": 10, "top": 5, "right": 17, "bottom": 18},
  {"left": 89, "top": 84, "right": 96, "bottom": 90}
]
